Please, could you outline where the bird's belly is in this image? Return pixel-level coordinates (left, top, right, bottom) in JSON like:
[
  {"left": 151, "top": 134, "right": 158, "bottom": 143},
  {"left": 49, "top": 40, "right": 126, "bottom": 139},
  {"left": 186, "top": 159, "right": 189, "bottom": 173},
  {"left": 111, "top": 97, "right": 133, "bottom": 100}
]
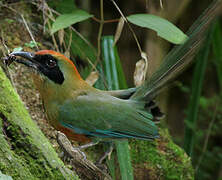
[{"left": 55, "top": 124, "right": 91, "bottom": 143}]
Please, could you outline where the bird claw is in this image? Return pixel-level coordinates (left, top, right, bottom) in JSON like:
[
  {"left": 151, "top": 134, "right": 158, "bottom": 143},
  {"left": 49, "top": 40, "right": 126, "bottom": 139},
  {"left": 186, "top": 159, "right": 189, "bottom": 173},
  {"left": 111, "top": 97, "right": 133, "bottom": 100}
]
[{"left": 71, "top": 147, "right": 87, "bottom": 160}]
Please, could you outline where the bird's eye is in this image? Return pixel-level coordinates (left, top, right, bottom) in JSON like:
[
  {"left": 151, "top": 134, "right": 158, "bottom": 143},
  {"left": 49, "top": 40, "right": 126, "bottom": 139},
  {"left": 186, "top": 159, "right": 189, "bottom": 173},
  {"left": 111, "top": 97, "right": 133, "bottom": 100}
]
[{"left": 46, "top": 59, "right": 56, "bottom": 68}]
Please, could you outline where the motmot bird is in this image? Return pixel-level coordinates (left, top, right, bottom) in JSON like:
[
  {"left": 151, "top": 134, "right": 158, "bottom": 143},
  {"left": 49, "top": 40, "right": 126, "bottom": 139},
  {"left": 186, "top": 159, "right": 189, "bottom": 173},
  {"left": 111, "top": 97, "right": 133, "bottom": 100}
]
[
  {"left": 8, "top": 50, "right": 161, "bottom": 143},
  {"left": 4, "top": 0, "right": 220, "bottom": 148}
]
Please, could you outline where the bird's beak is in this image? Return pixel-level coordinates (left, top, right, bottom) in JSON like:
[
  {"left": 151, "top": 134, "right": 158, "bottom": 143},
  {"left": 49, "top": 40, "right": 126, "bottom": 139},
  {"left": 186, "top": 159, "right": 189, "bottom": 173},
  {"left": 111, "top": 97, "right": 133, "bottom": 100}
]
[{"left": 9, "top": 51, "right": 38, "bottom": 70}]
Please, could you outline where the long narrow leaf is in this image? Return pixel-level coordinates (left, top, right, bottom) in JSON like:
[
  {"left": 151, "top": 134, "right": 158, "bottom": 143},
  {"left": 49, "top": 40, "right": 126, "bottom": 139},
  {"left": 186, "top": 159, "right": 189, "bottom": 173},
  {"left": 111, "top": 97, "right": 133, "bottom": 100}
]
[
  {"left": 184, "top": 26, "right": 214, "bottom": 156},
  {"left": 212, "top": 21, "right": 222, "bottom": 90},
  {"left": 115, "top": 141, "right": 134, "bottom": 180},
  {"left": 98, "top": 36, "right": 134, "bottom": 180}
]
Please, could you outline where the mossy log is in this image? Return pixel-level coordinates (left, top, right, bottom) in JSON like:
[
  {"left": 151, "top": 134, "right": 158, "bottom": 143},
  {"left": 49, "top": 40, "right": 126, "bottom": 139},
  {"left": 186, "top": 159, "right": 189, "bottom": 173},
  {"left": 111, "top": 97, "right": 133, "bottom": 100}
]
[
  {"left": 0, "top": 66, "right": 79, "bottom": 180},
  {"left": 130, "top": 128, "right": 194, "bottom": 179}
]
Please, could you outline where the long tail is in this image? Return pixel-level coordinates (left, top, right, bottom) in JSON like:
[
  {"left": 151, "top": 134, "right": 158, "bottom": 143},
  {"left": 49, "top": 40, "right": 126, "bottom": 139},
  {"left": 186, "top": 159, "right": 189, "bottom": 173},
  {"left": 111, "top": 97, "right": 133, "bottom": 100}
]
[{"left": 131, "top": 0, "right": 222, "bottom": 101}]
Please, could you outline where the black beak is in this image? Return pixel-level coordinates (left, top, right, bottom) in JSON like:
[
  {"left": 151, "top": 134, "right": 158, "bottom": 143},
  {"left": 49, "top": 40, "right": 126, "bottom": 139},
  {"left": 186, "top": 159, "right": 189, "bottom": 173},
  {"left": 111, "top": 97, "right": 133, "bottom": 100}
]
[
  {"left": 9, "top": 51, "right": 37, "bottom": 69},
  {"left": 10, "top": 51, "right": 34, "bottom": 60}
]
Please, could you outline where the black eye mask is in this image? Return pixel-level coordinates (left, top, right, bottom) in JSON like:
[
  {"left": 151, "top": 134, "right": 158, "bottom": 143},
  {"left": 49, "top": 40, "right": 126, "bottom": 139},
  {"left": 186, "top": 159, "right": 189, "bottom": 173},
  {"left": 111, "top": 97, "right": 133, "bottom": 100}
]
[
  {"left": 4, "top": 52, "right": 65, "bottom": 85},
  {"left": 31, "top": 54, "right": 65, "bottom": 85}
]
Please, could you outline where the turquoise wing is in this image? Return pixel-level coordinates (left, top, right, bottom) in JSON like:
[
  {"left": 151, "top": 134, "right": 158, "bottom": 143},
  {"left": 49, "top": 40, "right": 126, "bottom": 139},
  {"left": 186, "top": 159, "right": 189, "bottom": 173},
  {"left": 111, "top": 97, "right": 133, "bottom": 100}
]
[{"left": 58, "top": 92, "right": 158, "bottom": 140}]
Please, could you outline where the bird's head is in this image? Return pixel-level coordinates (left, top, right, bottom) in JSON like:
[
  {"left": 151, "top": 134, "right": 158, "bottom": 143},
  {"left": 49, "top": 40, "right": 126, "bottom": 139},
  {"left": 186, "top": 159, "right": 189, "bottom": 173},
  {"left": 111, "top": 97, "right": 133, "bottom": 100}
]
[
  {"left": 10, "top": 50, "right": 82, "bottom": 85},
  {"left": 9, "top": 50, "right": 88, "bottom": 101}
]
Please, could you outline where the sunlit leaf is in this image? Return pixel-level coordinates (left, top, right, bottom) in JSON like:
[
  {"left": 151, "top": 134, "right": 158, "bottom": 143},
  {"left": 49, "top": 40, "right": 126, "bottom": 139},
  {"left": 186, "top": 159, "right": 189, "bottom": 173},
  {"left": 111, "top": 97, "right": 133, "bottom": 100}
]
[
  {"left": 12, "top": 47, "right": 23, "bottom": 52},
  {"left": 24, "top": 41, "right": 39, "bottom": 48},
  {"left": 127, "top": 14, "right": 188, "bottom": 44},
  {"left": 51, "top": 9, "right": 93, "bottom": 34}
]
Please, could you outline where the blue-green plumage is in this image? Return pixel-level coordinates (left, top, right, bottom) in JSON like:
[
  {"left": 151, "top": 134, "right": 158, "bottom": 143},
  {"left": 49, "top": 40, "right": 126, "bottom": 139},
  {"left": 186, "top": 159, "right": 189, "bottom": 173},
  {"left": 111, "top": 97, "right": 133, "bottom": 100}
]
[{"left": 58, "top": 91, "right": 158, "bottom": 140}]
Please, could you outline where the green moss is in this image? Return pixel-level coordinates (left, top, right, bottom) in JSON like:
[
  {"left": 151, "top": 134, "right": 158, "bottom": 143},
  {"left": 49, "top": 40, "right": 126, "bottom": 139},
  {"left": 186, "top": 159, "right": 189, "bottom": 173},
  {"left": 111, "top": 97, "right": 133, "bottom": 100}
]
[
  {"left": 0, "top": 4, "right": 79, "bottom": 178},
  {"left": 0, "top": 116, "right": 35, "bottom": 179},
  {"left": 130, "top": 128, "right": 194, "bottom": 180},
  {"left": 0, "top": 66, "right": 79, "bottom": 179}
]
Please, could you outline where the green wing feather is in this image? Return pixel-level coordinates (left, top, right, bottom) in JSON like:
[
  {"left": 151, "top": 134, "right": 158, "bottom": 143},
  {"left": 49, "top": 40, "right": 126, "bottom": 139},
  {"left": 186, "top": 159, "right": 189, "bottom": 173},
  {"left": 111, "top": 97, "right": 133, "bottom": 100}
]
[{"left": 58, "top": 92, "right": 158, "bottom": 140}]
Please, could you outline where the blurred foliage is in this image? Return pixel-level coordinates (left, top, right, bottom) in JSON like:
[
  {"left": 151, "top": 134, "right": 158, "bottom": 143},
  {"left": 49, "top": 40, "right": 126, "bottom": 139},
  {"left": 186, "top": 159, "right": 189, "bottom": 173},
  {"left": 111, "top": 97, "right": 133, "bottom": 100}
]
[
  {"left": 184, "top": 26, "right": 213, "bottom": 157},
  {"left": 192, "top": 21, "right": 222, "bottom": 180},
  {"left": 175, "top": 20, "right": 222, "bottom": 180},
  {"left": 48, "top": 0, "right": 77, "bottom": 14}
]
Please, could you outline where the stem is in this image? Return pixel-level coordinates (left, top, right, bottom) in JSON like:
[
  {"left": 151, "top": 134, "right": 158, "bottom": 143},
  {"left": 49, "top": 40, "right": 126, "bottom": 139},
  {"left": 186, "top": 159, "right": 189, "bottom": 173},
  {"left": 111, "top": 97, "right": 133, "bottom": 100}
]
[
  {"left": 110, "top": 0, "right": 142, "bottom": 55},
  {"left": 21, "top": 14, "right": 39, "bottom": 50},
  {"left": 92, "top": 17, "right": 119, "bottom": 23},
  {"left": 97, "top": 0, "right": 104, "bottom": 62}
]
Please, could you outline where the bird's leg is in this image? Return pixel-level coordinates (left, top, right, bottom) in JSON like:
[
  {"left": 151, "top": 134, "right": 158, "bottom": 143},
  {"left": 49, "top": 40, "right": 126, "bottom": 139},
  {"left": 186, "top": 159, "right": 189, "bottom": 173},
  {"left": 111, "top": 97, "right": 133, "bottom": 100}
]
[
  {"left": 72, "top": 140, "right": 99, "bottom": 160},
  {"left": 77, "top": 141, "right": 99, "bottom": 149},
  {"left": 96, "top": 142, "right": 114, "bottom": 165}
]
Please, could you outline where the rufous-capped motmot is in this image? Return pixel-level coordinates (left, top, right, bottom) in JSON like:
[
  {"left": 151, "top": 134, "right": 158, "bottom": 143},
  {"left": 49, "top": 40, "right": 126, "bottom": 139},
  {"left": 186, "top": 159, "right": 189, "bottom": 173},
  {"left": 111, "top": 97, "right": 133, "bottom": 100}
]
[{"left": 2, "top": 0, "right": 220, "bottom": 162}]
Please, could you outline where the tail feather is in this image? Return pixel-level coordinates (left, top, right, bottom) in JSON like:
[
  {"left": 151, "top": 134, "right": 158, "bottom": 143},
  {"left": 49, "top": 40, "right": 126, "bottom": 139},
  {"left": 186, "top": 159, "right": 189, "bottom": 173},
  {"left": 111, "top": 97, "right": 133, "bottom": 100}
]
[
  {"left": 131, "top": 0, "right": 222, "bottom": 101},
  {"left": 144, "top": 100, "right": 164, "bottom": 120}
]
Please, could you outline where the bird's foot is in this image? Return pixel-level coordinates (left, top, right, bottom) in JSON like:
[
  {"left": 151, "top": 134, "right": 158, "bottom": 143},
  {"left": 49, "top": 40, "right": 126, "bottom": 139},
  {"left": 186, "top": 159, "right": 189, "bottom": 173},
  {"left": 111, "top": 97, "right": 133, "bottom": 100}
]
[
  {"left": 78, "top": 141, "right": 99, "bottom": 149},
  {"left": 96, "top": 142, "right": 114, "bottom": 165},
  {"left": 71, "top": 147, "right": 87, "bottom": 160},
  {"left": 72, "top": 140, "right": 99, "bottom": 160}
]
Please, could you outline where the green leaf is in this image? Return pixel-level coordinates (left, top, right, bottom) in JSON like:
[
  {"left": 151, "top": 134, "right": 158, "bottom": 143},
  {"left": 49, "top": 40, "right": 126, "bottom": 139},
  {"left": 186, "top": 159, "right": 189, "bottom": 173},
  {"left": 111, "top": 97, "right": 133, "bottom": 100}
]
[
  {"left": 51, "top": 9, "right": 93, "bottom": 34},
  {"left": 13, "top": 47, "right": 23, "bottom": 52},
  {"left": 48, "top": 0, "right": 76, "bottom": 14},
  {"left": 212, "top": 21, "right": 222, "bottom": 90},
  {"left": 127, "top": 14, "right": 188, "bottom": 44},
  {"left": 24, "top": 41, "right": 39, "bottom": 48},
  {"left": 99, "top": 36, "right": 134, "bottom": 180},
  {"left": 115, "top": 141, "right": 134, "bottom": 180},
  {"left": 184, "top": 26, "right": 214, "bottom": 156}
]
